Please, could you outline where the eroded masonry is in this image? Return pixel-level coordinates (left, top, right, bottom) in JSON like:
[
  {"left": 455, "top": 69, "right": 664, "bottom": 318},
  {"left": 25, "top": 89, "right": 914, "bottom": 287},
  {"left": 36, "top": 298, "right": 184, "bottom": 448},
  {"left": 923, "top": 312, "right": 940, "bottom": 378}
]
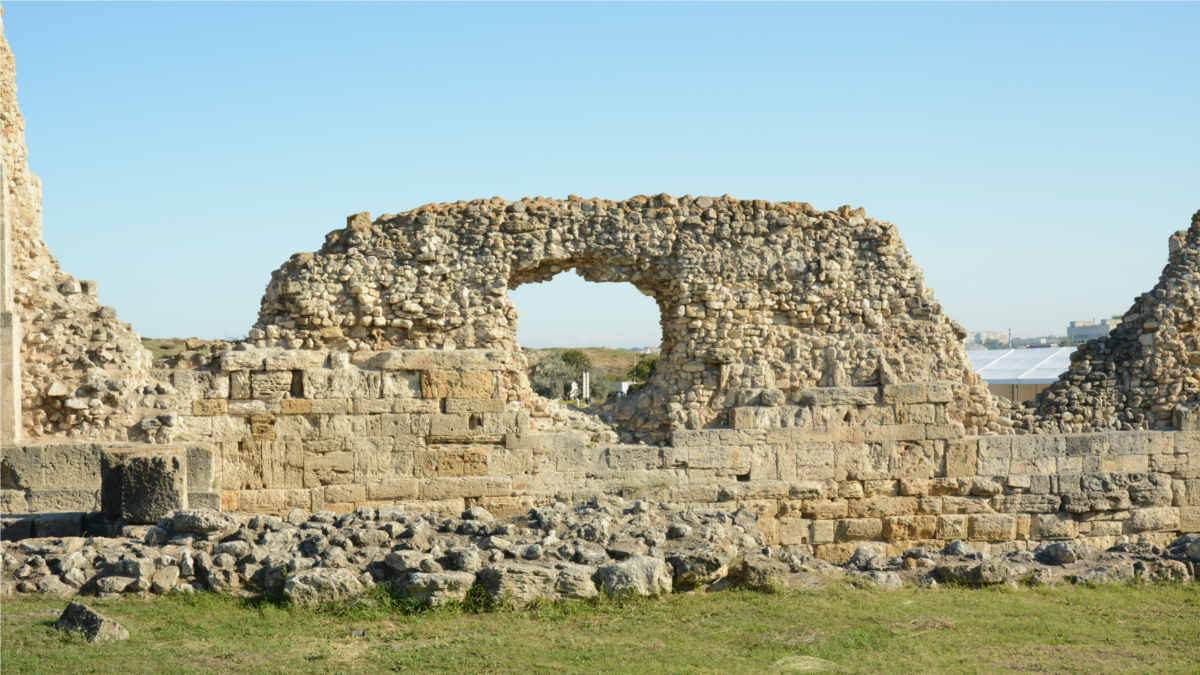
[{"left": 0, "top": 13, "right": 1197, "bottom": 563}]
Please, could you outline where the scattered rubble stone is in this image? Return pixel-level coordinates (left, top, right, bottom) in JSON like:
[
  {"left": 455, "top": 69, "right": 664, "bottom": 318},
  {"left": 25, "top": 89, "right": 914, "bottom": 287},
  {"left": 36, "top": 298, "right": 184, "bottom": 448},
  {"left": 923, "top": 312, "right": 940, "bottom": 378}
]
[
  {"left": 0, "top": 502, "right": 1196, "bottom": 607},
  {"left": 54, "top": 602, "right": 129, "bottom": 643}
]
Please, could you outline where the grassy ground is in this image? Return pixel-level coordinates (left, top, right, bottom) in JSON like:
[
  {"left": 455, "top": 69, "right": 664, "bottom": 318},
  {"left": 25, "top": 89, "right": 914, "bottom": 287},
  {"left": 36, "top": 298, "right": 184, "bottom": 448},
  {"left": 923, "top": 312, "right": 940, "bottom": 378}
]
[
  {"left": 2, "top": 582, "right": 1197, "bottom": 674},
  {"left": 142, "top": 338, "right": 187, "bottom": 361}
]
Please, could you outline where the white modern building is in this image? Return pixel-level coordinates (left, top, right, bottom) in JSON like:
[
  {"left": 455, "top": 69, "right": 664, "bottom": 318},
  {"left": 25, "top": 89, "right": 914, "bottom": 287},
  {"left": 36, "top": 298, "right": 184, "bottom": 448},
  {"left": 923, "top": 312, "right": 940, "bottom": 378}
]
[
  {"left": 1067, "top": 317, "right": 1121, "bottom": 344},
  {"left": 967, "top": 347, "right": 1075, "bottom": 403}
]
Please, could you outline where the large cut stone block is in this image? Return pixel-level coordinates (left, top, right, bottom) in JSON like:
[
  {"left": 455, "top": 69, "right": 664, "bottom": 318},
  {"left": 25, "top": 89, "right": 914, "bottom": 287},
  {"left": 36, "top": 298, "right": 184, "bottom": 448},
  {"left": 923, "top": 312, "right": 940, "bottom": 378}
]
[
  {"left": 41, "top": 444, "right": 102, "bottom": 489},
  {"left": 1, "top": 445, "right": 44, "bottom": 488},
  {"left": 883, "top": 384, "right": 927, "bottom": 404},
  {"left": 421, "top": 371, "right": 494, "bottom": 399},
  {"left": 364, "top": 350, "right": 509, "bottom": 371},
  {"left": 265, "top": 350, "right": 328, "bottom": 371},
  {"left": 119, "top": 448, "right": 189, "bottom": 524},
  {"left": 800, "top": 387, "right": 881, "bottom": 406},
  {"left": 251, "top": 371, "right": 294, "bottom": 400},
  {"left": 303, "top": 369, "right": 382, "bottom": 399},
  {"left": 27, "top": 488, "right": 99, "bottom": 512}
]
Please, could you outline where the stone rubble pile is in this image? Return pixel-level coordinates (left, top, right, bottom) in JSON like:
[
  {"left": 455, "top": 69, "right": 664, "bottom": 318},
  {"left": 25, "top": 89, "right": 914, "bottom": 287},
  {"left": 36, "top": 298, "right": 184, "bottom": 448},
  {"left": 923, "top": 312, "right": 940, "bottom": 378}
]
[{"left": 3, "top": 503, "right": 1195, "bottom": 607}]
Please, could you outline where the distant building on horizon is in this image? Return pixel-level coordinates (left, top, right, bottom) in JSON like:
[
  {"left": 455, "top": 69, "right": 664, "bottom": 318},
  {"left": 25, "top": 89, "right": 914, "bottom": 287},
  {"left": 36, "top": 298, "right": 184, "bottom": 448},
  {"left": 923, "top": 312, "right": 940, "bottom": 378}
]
[{"left": 1067, "top": 316, "right": 1122, "bottom": 344}]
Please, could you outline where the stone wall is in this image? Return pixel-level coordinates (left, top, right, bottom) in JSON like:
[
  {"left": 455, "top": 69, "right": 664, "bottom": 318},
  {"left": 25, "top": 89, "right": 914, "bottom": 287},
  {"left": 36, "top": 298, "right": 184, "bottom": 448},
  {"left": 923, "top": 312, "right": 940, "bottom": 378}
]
[
  {"left": 10, "top": 346, "right": 1193, "bottom": 560},
  {"left": 250, "top": 200, "right": 1009, "bottom": 441}
]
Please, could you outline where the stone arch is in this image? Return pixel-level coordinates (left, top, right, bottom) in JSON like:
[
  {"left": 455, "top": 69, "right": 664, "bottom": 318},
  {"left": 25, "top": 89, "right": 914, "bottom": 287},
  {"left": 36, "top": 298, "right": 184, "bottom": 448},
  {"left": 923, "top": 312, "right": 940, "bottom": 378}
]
[{"left": 253, "top": 194, "right": 1003, "bottom": 440}]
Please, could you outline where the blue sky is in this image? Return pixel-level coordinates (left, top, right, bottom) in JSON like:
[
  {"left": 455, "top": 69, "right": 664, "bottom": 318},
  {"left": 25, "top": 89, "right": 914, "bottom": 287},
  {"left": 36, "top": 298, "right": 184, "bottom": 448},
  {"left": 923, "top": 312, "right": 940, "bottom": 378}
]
[{"left": 5, "top": 2, "right": 1197, "bottom": 347}]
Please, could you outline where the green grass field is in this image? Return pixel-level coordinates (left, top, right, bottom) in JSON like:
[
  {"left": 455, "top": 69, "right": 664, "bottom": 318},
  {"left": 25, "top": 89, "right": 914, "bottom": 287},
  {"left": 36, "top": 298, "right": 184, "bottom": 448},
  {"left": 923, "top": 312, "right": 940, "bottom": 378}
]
[
  {"left": 2, "top": 582, "right": 1197, "bottom": 674},
  {"left": 141, "top": 338, "right": 187, "bottom": 361}
]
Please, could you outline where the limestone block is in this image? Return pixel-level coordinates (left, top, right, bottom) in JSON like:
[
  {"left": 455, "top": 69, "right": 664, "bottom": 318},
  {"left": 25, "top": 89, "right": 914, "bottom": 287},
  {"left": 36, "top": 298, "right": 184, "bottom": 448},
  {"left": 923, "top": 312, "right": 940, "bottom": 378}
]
[
  {"left": 842, "top": 443, "right": 889, "bottom": 480},
  {"left": 802, "top": 500, "right": 848, "bottom": 520},
  {"left": 229, "top": 399, "right": 274, "bottom": 416},
  {"left": 311, "top": 399, "right": 351, "bottom": 414},
  {"left": 889, "top": 441, "right": 942, "bottom": 479},
  {"left": 836, "top": 518, "right": 883, "bottom": 541},
  {"left": 1125, "top": 507, "right": 1179, "bottom": 532},
  {"left": 382, "top": 371, "right": 422, "bottom": 398},
  {"left": 882, "top": 515, "right": 937, "bottom": 541},
  {"left": 996, "top": 494, "right": 1061, "bottom": 514},
  {"left": 172, "top": 371, "right": 230, "bottom": 400},
  {"left": 262, "top": 441, "right": 304, "bottom": 488},
  {"left": 433, "top": 446, "right": 488, "bottom": 477},
  {"left": 778, "top": 441, "right": 836, "bottom": 481},
  {"left": 445, "top": 398, "right": 506, "bottom": 414},
  {"left": 420, "top": 476, "right": 511, "bottom": 500},
  {"left": 936, "top": 514, "right": 968, "bottom": 540},
  {"left": 27, "top": 488, "right": 99, "bottom": 512},
  {"left": 366, "top": 349, "right": 509, "bottom": 372},
  {"left": 187, "top": 445, "right": 218, "bottom": 493},
  {"left": 688, "top": 445, "right": 751, "bottom": 472},
  {"left": 220, "top": 351, "right": 267, "bottom": 371},
  {"left": 304, "top": 369, "right": 382, "bottom": 399},
  {"left": 323, "top": 484, "right": 366, "bottom": 504},
  {"left": 968, "top": 514, "right": 1016, "bottom": 541},
  {"left": 352, "top": 440, "right": 414, "bottom": 482},
  {"left": 193, "top": 399, "right": 228, "bottom": 416},
  {"left": 924, "top": 382, "right": 954, "bottom": 403},
  {"left": 40, "top": 444, "right": 101, "bottom": 489},
  {"left": 264, "top": 350, "right": 328, "bottom": 371},
  {"left": 304, "top": 451, "right": 354, "bottom": 487},
  {"left": 1034, "top": 512, "right": 1078, "bottom": 539},
  {"left": 925, "top": 424, "right": 965, "bottom": 440},
  {"left": 320, "top": 414, "right": 382, "bottom": 439},
  {"left": 280, "top": 399, "right": 312, "bottom": 415},
  {"left": 189, "top": 492, "right": 222, "bottom": 511},
  {"left": 367, "top": 479, "right": 420, "bottom": 501},
  {"left": 250, "top": 414, "right": 276, "bottom": 441},
  {"left": 393, "top": 399, "right": 441, "bottom": 414},
  {"left": 883, "top": 384, "right": 927, "bottom": 404},
  {"left": 421, "top": 370, "right": 494, "bottom": 399},
  {"left": 728, "top": 407, "right": 757, "bottom": 430},
  {"left": 352, "top": 398, "right": 393, "bottom": 414},
  {"left": 231, "top": 371, "right": 251, "bottom": 399},
  {"left": 862, "top": 479, "right": 900, "bottom": 497},
  {"left": 778, "top": 517, "right": 812, "bottom": 546},
  {"left": 2, "top": 489, "right": 29, "bottom": 513},
  {"left": 1, "top": 445, "right": 44, "bottom": 488},
  {"left": 799, "top": 387, "right": 880, "bottom": 406},
  {"left": 120, "top": 448, "right": 188, "bottom": 524},
  {"left": 1179, "top": 506, "right": 1200, "bottom": 532},
  {"left": 847, "top": 497, "right": 918, "bottom": 518},
  {"left": 605, "top": 445, "right": 663, "bottom": 471},
  {"left": 477, "top": 563, "right": 560, "bottom": 606},
  {"left": 251, "top": 371, "right": 294, "bottom": 400},
  {"left": 275, "top": 414, "right": 319, "bottom": 440},
  {"left": 1175, "top": 403, "right": 1200, "bottom": 431}
]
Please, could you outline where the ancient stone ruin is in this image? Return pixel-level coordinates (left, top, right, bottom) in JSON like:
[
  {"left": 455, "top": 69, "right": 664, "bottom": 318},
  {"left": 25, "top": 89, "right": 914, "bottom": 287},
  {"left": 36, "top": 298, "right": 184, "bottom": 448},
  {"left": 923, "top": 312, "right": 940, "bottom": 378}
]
[{"left": 0, "top": 11, "right": 1197, "bottom": 602}]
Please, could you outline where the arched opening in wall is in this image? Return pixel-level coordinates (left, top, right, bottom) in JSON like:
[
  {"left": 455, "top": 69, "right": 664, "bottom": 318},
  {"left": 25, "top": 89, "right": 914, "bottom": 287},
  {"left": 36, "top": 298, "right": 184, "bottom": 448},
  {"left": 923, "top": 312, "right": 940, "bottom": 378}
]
[{"left": 508, "top": 269, "right": 663, "bottom": 404}]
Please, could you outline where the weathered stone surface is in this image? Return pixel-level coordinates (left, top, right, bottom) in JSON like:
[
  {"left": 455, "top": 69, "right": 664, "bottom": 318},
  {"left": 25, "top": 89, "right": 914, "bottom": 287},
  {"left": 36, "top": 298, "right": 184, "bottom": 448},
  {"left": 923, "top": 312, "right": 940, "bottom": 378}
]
[
  {"left": 118, "top": 448, "right": 188, "bottom": 524},
  {"left": 393, "top": 571, "right": 476, "bottom": 606},
  {"left": 596, "top": 556, "right": 672, "bottom": 597},
  {"left": 283, "top": 568, "right": 364, "bottom": 606},
  {"left": 476, "top": 563, "right": 560, "bottom": 606},
  {"left": 55, "top": 603, "right": 129, "bottom": 643}
]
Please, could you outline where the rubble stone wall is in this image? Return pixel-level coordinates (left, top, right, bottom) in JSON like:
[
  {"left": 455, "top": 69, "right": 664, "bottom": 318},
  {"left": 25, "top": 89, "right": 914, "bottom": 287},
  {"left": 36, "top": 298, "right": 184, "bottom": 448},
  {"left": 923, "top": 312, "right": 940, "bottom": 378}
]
[
  {"left": 1013, "top": 210, "right": 1200, "bottom": 435},
  {"left": 250, "top": 199, "right": 1009, "bottom": 441}
]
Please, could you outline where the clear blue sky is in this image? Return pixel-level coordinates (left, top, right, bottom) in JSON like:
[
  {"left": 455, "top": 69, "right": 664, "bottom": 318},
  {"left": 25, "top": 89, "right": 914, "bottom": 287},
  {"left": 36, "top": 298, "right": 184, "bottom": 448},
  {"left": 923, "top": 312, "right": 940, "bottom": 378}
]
[{"left": 5, "top": 2, "right": 1197, "bottom": 347}]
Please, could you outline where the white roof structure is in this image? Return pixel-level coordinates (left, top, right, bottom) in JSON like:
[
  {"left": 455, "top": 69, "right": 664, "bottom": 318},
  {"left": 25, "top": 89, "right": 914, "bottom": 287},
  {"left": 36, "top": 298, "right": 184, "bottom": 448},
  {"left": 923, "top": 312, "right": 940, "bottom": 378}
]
[{"left": 966, "top": 347, "right": 1076, "bottom": 385}]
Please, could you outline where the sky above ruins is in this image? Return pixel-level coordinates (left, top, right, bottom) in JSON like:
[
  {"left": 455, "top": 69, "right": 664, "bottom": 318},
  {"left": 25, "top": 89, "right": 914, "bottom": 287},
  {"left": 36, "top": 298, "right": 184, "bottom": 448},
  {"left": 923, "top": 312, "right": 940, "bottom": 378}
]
[{"left": 5, "top": 2, "right": 1198, "bottom": 347}]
